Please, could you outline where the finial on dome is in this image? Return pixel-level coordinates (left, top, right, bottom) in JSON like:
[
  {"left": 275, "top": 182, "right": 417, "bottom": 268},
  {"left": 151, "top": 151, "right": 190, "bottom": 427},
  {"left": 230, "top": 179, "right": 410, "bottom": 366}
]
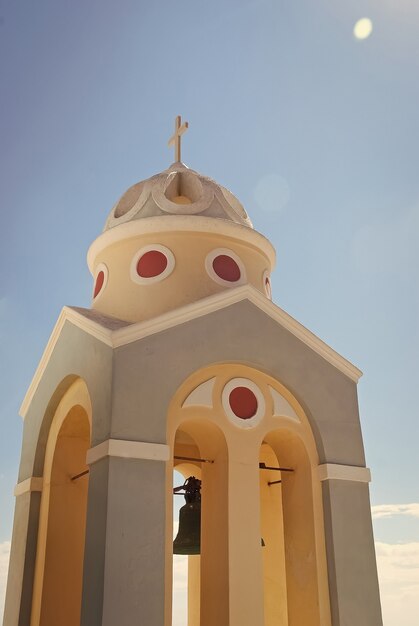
[{"left": 168, "top": 115, "right": 189, "bottom": 162}]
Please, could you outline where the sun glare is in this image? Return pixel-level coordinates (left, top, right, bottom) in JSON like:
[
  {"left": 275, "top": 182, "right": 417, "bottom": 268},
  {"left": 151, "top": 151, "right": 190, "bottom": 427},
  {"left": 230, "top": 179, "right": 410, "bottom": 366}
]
[{"left": 354, "top": 17, "right": 373, "bottom": 40}]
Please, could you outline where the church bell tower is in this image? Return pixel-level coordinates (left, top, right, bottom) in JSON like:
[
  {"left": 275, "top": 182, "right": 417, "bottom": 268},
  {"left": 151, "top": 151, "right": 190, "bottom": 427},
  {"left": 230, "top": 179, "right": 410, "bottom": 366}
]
[{"left": 4, "top": 118, "right": 382, "bottom": 626}]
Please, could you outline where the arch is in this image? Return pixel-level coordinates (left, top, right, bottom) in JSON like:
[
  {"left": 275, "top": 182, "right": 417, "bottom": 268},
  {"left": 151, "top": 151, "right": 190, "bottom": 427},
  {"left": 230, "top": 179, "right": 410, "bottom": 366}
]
[
  {"left": 168, "top": 411, "right": 229, "bottom": 626},
  {"left": 31, "top": 373, "right": 80, "bottom": 478},
  {"left": 167, "top": 363, "right": 331, "bottom": 626},
  {"left": 30, "top": 378, "right": 92, "bottom": 626}
]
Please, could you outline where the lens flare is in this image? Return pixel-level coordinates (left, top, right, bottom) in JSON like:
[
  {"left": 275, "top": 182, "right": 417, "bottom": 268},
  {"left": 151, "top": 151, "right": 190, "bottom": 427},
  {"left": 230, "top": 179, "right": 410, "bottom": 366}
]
[{"left": 354, "top": 17, "right": 373, "bottom": 40}]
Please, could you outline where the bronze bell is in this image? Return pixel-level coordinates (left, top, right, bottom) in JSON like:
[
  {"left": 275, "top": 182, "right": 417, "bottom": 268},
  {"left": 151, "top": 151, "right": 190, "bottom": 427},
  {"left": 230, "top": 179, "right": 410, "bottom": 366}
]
[{"left": 173, "top": 476, "right": 201, "bottom": 555}]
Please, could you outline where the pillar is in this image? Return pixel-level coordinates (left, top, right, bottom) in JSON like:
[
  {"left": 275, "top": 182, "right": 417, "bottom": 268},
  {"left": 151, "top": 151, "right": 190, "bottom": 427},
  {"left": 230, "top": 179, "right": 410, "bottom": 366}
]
[
  {"left": 81, "top": 439, "right": 170, "bottom": 626},
  {"left": 3, "top": 484, "right": 42, "bottom": 626},
  {"left": 228, "top": 445, "right": 264, "bottom": 626},
  {"left": 320, "top": 465, "right": 383, "bottom": 626}
]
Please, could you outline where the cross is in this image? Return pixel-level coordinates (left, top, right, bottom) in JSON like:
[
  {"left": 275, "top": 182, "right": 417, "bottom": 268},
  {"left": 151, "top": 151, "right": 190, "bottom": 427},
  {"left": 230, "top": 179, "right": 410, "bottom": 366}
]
[{"left": 168, "top": 115, "right": 189, "bottom": 162}]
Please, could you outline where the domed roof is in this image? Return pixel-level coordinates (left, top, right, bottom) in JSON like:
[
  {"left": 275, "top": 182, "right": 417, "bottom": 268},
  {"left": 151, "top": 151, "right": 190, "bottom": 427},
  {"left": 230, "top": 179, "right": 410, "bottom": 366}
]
[{"left": 103, "top": 162, "right": 253, "bottom": 232}]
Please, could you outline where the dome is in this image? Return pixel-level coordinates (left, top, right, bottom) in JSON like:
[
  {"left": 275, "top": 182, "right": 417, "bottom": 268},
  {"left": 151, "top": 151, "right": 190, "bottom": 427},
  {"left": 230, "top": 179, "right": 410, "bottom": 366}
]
[{"left": 103, "top": 162, "right": 253, "bottom": 231}]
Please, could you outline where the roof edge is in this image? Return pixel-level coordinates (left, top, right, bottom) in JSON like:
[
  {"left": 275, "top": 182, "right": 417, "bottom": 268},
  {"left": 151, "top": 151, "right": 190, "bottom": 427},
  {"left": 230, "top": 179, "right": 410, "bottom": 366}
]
[{"left": 19, "top": 287, "right": 362, "bottom": 418}]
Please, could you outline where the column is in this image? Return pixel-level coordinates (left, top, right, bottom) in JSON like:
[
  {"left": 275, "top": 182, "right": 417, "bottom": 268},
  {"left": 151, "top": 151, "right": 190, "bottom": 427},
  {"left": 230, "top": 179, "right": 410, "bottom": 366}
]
[
  {"left": 3, "top": 482, "right": 42, "bottom": 626},
  {"left": 228, "top": 447, "right": 264, "bottom": 626},
  {"left": 320, "top": 465, "right": 383, "bottom": 626},
  {"left": 81, "top": 439, "right": 169, "bottom": 626}
]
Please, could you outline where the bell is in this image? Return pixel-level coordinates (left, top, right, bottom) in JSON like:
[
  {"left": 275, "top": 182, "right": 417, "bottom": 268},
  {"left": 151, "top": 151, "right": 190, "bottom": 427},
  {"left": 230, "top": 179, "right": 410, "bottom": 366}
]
[{"left": 173, "top": 476, "right": 201, "bottom": 555}]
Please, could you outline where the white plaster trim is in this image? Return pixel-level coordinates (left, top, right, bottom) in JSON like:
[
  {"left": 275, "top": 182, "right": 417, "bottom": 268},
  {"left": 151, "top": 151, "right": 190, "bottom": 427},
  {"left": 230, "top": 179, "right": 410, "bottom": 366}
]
[
  {"left": 14, "top": 477, "right": 43, "bottom": 496},
  {"left": 87, "top": 215, "right": 276, "bottom": 271},
  {"left": 86, "top": 439, "right": 170, "bottom": 465},
  {"left": 20, "top": 286, "right": 362, "bottom": 418},
  {"left": 182, "top": 378, "right": 215, "bottom": 408},
  {"left": 318, "top": 464, "right": 371, "bottom": 483},
  {"left": 222, "top": 378, "right": 265, "bottom": 429},
  {"left": 111, "top": 286, "right": 363, "bottom": 383},
  {"left": 19, "top": 306, "right": 113, "bottom": 418},
  {"left": 205, "top": 248, "right": 247, "bottom": 287},
  {"left": 263, "top": 270, "right": 272, "bottom": 299},
  {"left": 105, "top": 181, "right": 151, "bottom": 229},
  {"left": 130, "top": 244, "right": 175, "bottom": 284},
  {"left": 92, "top": 262, "right": 109, "bottom": 303},
  {"left": 269, "top": 386, "right": 300, "bottom": 422},
  {"left": 152, "top": 170, "right": 214, "bottom": 215}
]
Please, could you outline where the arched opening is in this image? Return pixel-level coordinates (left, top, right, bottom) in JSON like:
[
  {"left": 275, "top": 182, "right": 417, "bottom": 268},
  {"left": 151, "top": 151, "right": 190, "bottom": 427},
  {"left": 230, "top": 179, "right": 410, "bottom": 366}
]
[
  {"left": 170, "top": 419, "right": 229, "bottom": 626},
  {"left": 167, "top": 364, "right": 330, "bottom": 626},
  {"left": 259, "top": 441, "right": 288, "bottom": 626},
  {"left": 30, "top": 379, "right": 91, "bottom": 626},
  {"left": 260, "top": 428, "right": 324, "bottom": 626}
]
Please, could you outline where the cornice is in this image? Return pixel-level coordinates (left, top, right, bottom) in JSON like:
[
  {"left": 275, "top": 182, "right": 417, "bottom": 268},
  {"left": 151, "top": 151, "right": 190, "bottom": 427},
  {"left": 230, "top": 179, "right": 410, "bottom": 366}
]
[
  {"left": 87, "top": 215, "right": 276, "bottom": 271},
  {"left": 20, "top": 286, "right": 362, "bottom": 419}
]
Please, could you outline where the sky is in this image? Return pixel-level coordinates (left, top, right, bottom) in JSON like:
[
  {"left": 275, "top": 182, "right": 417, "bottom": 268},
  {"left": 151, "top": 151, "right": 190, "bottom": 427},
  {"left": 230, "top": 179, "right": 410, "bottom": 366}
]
[{"left": 0, "top": 0, "right": 418, "bottom": 623}]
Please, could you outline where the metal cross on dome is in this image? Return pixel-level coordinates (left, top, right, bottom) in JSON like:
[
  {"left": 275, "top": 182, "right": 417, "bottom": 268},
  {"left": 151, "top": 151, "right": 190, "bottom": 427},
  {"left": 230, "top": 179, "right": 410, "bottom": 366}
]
[{"left": 168, "top": 115, "right": 189, "bottom": 162}]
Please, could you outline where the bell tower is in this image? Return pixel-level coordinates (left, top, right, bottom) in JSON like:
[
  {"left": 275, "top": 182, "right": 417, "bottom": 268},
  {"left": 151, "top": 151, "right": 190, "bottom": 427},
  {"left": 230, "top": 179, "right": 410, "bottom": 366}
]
[{"left": 4, "top": 120, "right": 382, "bottom": 626}]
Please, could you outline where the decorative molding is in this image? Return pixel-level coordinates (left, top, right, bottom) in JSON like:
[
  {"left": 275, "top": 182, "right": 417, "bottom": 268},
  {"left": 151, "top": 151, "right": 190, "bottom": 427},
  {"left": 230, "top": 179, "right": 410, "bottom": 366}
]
[
  {"left": 204, "top": 248, "right": 247, "bottom": 288},
  {"left": 92, "top": 262, "right": 109, "bottom": 303},
  {"left": 182, "top": 378, "right": 216, "bottom": 408},
  {"left": 222, "top": 377, "right": 266, "bottom": 429},
  {"left": 20, "top": 285, "right": 362, "bottom": 418},
  {"left": 87, "top": 215, "right": 276, "bottom": 271},
  {"left": 152, "top": 170, "right": 214, "bottom": 215},
  {"left": 269, "top": 386, "right": 300, "bottom": 422},
  {"left": 130, "top": 243, "right": 175, "bottom": 285},
  {"left": 111, "top": 287, "right": 363, "bottom": 383},
  {"left": 318, "top": 463, "right": 371, "bottom": 483},
  {"left": 262, "top": 269, "right": 272, "bottom": 299},
  {"left": 14, "top": 477, "right": 43, "bottom": 496},
  {"left": 86, "top": 439, "right": 170, "bottom": 465}
]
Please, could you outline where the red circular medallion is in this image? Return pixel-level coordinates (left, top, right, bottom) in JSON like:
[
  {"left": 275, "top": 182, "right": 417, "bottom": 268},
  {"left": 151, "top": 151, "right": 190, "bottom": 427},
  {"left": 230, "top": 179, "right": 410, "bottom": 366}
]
[
  {"left": 212, "top": 255, "right": 241, "bottom": 282},
  {"left": 137, "top": 250, "right": 168, "bottom": 278},
  {"left": 93, "top": 271, "right": 105, "bottom": 298},
  {"left": 229, "top": 386, "right": 258, "bottom": 419}
]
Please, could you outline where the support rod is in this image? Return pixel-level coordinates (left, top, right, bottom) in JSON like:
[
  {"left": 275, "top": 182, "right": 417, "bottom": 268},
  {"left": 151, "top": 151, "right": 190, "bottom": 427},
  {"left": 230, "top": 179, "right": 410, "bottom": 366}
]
[
  {"left": 174, "top": 455, "right": 214, "bottom": 464},
  {"left": 259, "top": 462, "right": 293, "bottom": 472},
  {"left": 71, "top": 469, "right": 90, "bottom": 481}
]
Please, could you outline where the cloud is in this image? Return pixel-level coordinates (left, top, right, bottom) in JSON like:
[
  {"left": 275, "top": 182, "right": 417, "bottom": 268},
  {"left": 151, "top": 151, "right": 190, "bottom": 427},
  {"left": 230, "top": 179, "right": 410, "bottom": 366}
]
[
  {"left": 375, "top": 541, "right": 419, "bottom": 626},
  {"left": 0, "top": 541, "right": 10, "bottom": 621},
  {"left": 352, "top": 204, "right": 419, "bottom": 275},
  {"left": 372, "top": 503, "right": 419, "bottom": 519}
]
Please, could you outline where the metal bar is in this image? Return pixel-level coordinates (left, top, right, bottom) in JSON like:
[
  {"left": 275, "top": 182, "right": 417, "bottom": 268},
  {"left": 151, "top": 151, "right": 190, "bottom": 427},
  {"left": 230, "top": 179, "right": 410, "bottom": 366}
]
[
  {"left": 174, "top": 455, "right": 214, "bottom": 464},
  {"left": 259, "top": 462, "right": 293, "bottom": 472},
  {"left": 268, "top": 480, "right": 282, "bottom": 486},
  {"left": 71, "top": 469, "right": 90, "bottom": 481}
]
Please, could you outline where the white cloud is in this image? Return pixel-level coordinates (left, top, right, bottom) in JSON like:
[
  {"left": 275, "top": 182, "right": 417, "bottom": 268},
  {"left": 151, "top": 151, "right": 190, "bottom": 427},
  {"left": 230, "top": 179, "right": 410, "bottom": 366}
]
[
  {"left": 0, "top": 541, "right": 11, "bottom": 621},
  {"left": 376, "top": 541, "right": 419, "bottom": 626},
  {"left": 372, "top": 503, "right": 419, "bottom": 520}
]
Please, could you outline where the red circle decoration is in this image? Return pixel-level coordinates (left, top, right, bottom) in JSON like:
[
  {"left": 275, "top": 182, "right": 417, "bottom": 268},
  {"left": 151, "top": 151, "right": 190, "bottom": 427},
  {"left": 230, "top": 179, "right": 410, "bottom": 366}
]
[
  {"left": 137, "top": 250, "right": 168, "bottom": 278},
  {"left": 229, "top": 386, "right": 258, "bottom": 420},
  {"left": 93, "top": 271, "right": 105, "bottom": 298},
  {"left": 212, "top": 255, "right": 241, "bottom": 282}
]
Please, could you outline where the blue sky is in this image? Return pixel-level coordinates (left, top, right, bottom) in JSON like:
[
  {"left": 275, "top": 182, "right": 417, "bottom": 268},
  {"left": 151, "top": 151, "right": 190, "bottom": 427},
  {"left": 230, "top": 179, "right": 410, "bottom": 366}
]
[{"left": 1, "top": 1, "right": 418, "bottom": 623}]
